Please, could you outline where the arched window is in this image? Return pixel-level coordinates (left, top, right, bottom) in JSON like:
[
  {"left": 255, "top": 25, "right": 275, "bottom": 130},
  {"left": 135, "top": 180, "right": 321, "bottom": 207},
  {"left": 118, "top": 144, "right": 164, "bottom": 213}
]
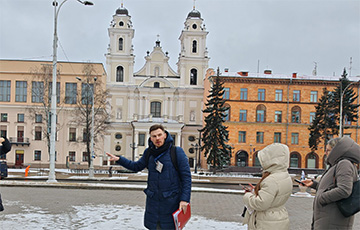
[
  {"left": 192, "top": 40, "right": 197, "bottom": 53},
  {"left": 306, "top": 152, "right": 318, "bottom": 168},
  {"left": 291, "top": 106, "right": 301, "bottom": 123},
  {"left": 154, "top": 82, "right": 160, "bottom": 88},
  {"left": 190, "top": 69, "right": 197, "bottom": 85},
  {"left": 224, "top": 104, "right": 231, "bottom": 121},
  {"left": 119, "top": 21, "right": 124, "bottom": 27},
  {"left": 119, "top": 38, "right": 123, "bottom": 51},
  {"left": 116, "top": 66, "right": 124, "bottom": 82},
  {"left": 150, "top": 101, "right": 161, "bottom": 118},
  {"left": 256, "top": 104, "right": 266, "bottom": 122},
  {"left": 253, "top": 151, "right": 261, "bottom": 167},
  {"left": 290, "top": 152, "right": 301, "bottom": 168},
  {"left": 236, "top": 151, "right": 248, "bottom": 167}
]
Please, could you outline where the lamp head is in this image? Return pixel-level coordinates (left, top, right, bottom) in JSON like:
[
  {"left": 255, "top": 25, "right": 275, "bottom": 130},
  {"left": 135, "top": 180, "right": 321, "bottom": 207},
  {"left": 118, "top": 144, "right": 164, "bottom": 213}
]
[
  {"left": 84, "top": 1, "right": 94, "bottom": 5},
  {"left": 94, "top": 77, "right": 97, "bottom": 82},
  {"left": 76, "top": 77, "right": 81, "bottom": 81}
]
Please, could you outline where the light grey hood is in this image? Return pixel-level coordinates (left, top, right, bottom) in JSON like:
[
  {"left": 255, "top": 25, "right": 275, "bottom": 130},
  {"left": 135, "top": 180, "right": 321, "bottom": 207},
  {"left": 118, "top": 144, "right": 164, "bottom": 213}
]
[{"left": 327, "top": 136, "right": 360, "bottom": 166}]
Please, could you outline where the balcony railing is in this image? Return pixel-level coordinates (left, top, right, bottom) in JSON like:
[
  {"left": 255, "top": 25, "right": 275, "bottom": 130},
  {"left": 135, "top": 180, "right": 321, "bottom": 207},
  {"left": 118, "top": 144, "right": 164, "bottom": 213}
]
[
  {"left": 9, "top": 137, "right": 30, "bottom": 146},
  {"left": 133, "top": 114, "right": 183, "bottom": 123}
]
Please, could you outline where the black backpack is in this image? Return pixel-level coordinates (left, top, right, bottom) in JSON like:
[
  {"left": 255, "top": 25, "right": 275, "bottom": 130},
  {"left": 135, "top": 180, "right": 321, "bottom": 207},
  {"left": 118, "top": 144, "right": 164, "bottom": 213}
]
[{"left": 145, "top": 145, "right": 179, "bottom": 173}]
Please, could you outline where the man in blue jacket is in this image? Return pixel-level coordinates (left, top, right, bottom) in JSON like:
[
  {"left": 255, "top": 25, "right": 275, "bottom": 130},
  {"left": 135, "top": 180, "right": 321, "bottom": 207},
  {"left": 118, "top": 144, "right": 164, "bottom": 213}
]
[
  {"left": 106, "top": 124, "right": 192, "bottom": 229},
  {"left": 0, "top": 136, "right": 11, "bottom": 211}
]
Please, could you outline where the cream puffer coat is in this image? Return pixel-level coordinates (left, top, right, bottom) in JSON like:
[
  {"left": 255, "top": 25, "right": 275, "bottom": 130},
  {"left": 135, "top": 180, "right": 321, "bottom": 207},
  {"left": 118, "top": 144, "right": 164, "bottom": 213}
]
[{"left": 243, "top": 143, "right": 293, "bottom": 230}]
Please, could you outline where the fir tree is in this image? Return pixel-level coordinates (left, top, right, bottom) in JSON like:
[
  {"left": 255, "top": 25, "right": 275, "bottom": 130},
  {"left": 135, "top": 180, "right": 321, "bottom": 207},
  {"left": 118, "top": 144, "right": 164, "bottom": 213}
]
[
  {"left": 330, "top": 68, "right": 359, "bottom": 136},
  {"left": 308, "top": 88, "right": 336, "bottom": 151},
  {"left": 200, "top": 68, "right": 232, "bottom": 174}
]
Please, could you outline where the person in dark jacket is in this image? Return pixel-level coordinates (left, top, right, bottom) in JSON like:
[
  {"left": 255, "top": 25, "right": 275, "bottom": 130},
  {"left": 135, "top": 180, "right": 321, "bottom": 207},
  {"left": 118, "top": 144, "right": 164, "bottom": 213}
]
[
  {"left": 107, "top": 124, "right": 192, "bottom": 230},
  {"left": 0, "top": 136, "right": 11, "bottom": 211},
  {"left": 302, "top": 136, "right": 360, "bottom": 230}
]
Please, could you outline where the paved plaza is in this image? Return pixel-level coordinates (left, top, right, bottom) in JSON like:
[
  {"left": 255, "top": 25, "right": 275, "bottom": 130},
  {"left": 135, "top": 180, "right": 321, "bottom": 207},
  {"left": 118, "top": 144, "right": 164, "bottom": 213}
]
[{"left": 1, "top": 185, "right": 359, "bottom": 230}]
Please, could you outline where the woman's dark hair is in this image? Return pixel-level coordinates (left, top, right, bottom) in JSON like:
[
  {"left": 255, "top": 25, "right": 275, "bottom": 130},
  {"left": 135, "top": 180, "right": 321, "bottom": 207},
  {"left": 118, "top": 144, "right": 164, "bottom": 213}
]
[{"left": 149, "top": 124, "right": 165, "bottom": 134}]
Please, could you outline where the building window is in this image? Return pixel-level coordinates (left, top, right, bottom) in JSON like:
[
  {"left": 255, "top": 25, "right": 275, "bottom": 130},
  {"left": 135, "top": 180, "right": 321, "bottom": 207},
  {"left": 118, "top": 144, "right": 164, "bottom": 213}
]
[
  {"left": 310, "top": 112, "right": 316, "bottom": 123},
  {"left": 223, "top": 88, "right": 230, "bottom": 99},
  {"left": 0, "top": 80, "right": 11, "bottom": 102},
  {"left": 307, "top": 153, "right": 317, "bottom": 168},
  {"left": 224, "top": 104, "right": 230, "bottom": 121},
  {"left": 35, "top": 114, "right": 43, "bottom": 123},
  {"left": 240, "top": 88, "right": 248, "bottom": 100},
  {"left": 138, "top": 133, "right": 145, "bottom": 146},
  {"left": 154, "top": 82, "right": 160, "bottom": 88},
  {"left": 119, "top": 37, "right": 123, "bottom": 51},
  {"left": 15, "top": 81, "right": 27, "bottom": 102},
  {"left": 34, "top": 150, "right": 41, "bottom": 161},
  {"left": 0, "top": 126, "right": 7, "bottom": 138},
  {"left": 69, "top": 128, "right": 76, "bottom": 142},
  {"left": 293, "top": 90, "right": 300, "bottom": 102},
  {"left": 239, "top": 110, "right": 247, "bottom": 122},
  {"left": 1, "top": 113, "right": 8, "bottom": 122},
  {"left": 31, "top": 81, "right": 44, "bottom": 103},
  {"left": 17, "top": 114, "right": 24, "bottom": 123},
  {"left": 258, "top": 89, "right": 265, "bottom": 101},
  {"left": 115, "top": 133, "right": 122, "bottom": 139},
  {"left": 35, "top": 126, "right": 42, "bottom": 140},
  {"left": 82, "top": 152, "right": 89, "bottom": 162},
  {"left": 65, "top": 83, "right": 77, "bottom": 104},
  {"left": 310, "top": 91, "right": 318, "bottom": 103},
  {"left": 275, "top": 111, "right": 282, "bottom": 123},
  {"left": 238, "top": 131, "right": 246, "bottom": 143},
  {"left": 190, "top": 69, "right": 197, "bottom": 85},
  {"left": 291, "top": 106, "right": 301, "bottom": 123},
  {"left": 83, "top": 128, "right": 89, "bottom": 142},
  {"left": 17, "top": 126, "right": 24, "bottom": 142},
  {"left": 81, "top": 83, "right": 94, "bottom": 105},
  {"left": 256, "top": 104, "right": 266, "bottom": 122},
  {"left": 344, "top": 115, "right": 352, "bottom": 125},
  {"left": 256, "top": 132, "right": 264, "bottom": 144},
  {"left": 274, "top": 132, "right": 281, "bottom": 143},
  {"left": 49, "top": 82, "right": 60, "bottom": 104},
  {"left": 116, "top": 66, "right": 124, "bottom": 82},
  {"left": 291, "top": 133, "right": 299, "bottom": 144},
  {"left": 192, "top": 40, "right": 197, "bottom": 53},
  {"left": 69, "top": 151, "right": 76, "bottom": 162},
  {"left": 290, "top": 153, "right": 300, "bottom": 168},
  {"left": 150, "top": 101, "right": 161, "bottom": 117},
  {"left": 275, "top": 89, "right": 283, "bottom": 101}
]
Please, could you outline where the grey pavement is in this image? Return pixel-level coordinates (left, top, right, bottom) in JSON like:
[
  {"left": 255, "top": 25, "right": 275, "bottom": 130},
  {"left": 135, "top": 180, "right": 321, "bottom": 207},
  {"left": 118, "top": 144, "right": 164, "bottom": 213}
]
[{"left": 1, "top": 184, "right": 359, "bottom": 229}]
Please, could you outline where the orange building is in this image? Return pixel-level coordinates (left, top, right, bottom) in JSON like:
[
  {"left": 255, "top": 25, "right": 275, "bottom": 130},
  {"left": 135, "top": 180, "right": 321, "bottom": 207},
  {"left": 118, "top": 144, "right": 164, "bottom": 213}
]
[{"left": 203, "top": 68, "right": 360, "bottom": 170}]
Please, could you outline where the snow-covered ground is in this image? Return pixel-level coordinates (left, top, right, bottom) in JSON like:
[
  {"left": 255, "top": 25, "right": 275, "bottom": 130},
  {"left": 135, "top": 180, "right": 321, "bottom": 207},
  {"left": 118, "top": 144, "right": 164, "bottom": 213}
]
[{"left": 0, "top": 201, "right": 246, "bottom": 230}]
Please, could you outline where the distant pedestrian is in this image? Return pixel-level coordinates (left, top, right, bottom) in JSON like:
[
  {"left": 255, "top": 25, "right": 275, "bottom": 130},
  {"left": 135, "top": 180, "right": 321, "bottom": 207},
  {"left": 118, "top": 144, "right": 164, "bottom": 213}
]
[
  {"left": 108, "top": 166, "right": 113, "bottom": 177},
  {"left": 301, "top": 136, "right": 360, "bottom": 229},
  {"left": 106, "top": 124, "right": 191, "bottom": 230},
  {"left": 242, "top": 143, "right": 292, "bottom": 230},
  {"left": 0, "top": 136, "right": 11, "bottom": 211}
]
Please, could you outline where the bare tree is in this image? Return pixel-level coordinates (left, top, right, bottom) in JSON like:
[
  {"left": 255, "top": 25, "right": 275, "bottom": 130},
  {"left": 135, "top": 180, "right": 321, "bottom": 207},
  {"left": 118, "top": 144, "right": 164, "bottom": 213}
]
[
  {"left": 71, "top": 63, "right": 110, "bottom": 167},
  {"left": 27, "top": 64, "right": 64, "bottom": 156}
]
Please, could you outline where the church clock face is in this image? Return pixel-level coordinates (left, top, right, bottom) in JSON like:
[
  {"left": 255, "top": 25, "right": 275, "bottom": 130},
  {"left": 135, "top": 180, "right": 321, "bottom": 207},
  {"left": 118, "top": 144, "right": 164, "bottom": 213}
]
[{"left": 192, "top": 24, "right": 197, "bottom": 29}]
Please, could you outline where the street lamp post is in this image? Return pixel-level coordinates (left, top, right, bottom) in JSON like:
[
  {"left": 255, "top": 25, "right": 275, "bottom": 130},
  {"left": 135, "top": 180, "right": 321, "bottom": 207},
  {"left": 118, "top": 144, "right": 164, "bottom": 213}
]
[
  {"left": 48, "top": 0, "right": 93, "bottom": 183},
  {"left": 339, "top": 80, "right": 360, "bottom": 137},
  {"left": 77, "top": 77, "right": 97, "bottom": 179}
]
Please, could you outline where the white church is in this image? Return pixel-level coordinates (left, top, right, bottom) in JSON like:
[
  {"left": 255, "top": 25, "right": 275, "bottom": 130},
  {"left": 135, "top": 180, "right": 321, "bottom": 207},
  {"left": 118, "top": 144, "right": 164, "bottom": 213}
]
[{"left": 103, "top": 4, "right": 209, "bottom": 168}]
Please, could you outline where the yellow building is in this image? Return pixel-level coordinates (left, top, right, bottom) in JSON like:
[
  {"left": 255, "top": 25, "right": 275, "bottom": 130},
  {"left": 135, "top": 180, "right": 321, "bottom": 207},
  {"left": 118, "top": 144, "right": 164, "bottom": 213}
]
[
  {"left": 203, "top": 68, "right": 360, "bottom": 170},
  {"left": 0, "top": 60, "right": 107, "bottom": 169}
]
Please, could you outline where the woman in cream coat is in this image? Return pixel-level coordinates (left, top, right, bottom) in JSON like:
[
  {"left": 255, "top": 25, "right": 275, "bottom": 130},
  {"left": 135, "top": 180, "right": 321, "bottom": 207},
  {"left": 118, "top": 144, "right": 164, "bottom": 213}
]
[{"left": 243, "top": 143, "right": 293, "bottom": 230}]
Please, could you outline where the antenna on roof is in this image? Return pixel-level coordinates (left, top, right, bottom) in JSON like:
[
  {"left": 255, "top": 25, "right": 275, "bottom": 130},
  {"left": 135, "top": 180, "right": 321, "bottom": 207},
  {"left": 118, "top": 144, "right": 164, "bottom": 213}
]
[
  {"left": 312, "top": 61, "right": 317, "bottom": 76},
  {"left": 349, "top": 57, "right": 352, "bottom": 77}
]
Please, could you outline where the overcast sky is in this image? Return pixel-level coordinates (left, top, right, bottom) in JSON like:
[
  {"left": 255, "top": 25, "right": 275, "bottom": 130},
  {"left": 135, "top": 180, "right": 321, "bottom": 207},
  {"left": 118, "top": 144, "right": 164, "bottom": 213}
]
[{"left": 0, "top": 0, "right": 359, "bottom": 77}]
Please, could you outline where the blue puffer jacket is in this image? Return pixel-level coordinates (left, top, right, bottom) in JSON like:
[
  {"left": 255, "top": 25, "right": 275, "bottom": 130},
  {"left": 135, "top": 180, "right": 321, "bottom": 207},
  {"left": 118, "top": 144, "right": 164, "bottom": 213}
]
[{"left": 116, "top": 132, "right": 192, "bottom": 230}]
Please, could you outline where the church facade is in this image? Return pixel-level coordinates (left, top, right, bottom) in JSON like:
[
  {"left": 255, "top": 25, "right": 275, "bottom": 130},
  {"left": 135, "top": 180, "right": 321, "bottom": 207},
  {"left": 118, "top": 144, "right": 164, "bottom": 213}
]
[{"left": 103, "top": 5, "right": 209, "bottom": 168}]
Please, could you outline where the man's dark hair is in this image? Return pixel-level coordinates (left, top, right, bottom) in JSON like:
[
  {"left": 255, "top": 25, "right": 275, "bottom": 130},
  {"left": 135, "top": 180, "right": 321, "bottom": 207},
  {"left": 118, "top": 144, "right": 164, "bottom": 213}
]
[{"left": 149, "top": 124, "right": 165, "bottom": 134}]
